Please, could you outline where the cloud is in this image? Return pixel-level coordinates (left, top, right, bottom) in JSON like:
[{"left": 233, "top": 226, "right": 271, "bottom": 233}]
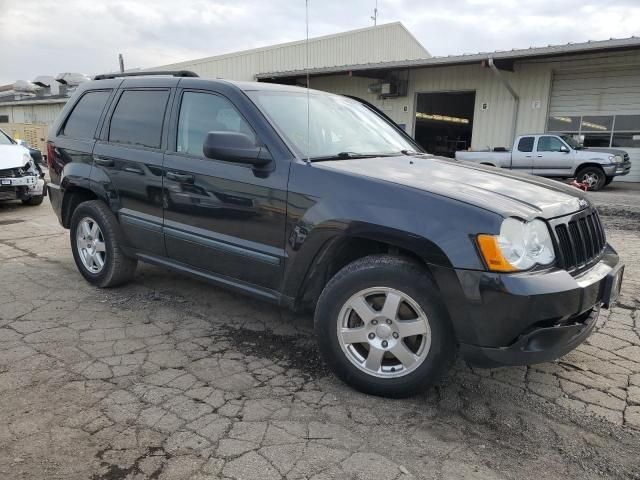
[{"left": 1, "top": 0, "right": 639, "bottom": 84}]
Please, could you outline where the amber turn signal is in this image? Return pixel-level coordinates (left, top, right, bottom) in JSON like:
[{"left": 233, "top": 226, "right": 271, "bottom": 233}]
[{"left": 477, "top": 234, "right": 517, "bottom": 272}]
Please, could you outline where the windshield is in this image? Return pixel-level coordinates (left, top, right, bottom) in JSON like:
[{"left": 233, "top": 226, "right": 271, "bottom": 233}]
[
  {"left": 560, "top": 134, "right": 581, "bottom": 149},
  {"left": 247, "top": 90, "right": 417, "bottom": 160},
  {"left": 0, "top": 129, "right": 15, "bottom": 146}
]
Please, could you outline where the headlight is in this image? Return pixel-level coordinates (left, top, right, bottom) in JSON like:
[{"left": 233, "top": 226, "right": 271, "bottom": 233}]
[
  {"left": 477, "top": 218, "right": 555, "bottom": 272},
  {"left": 609, "top": 155, "right": 622, "bottom": 163}
]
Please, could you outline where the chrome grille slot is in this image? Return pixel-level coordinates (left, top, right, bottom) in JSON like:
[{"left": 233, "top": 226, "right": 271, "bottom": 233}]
[{"left": 554, "top": 209, "right": 606, "bottom": 272}]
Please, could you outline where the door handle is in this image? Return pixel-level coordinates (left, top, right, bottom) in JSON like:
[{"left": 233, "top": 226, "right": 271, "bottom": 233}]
[
  {"left": 537, "top": 155, "right": 543, "bottom": 157},
  {"left": 166, "top": 171, "right": 195, "bottom": 184},
  {"left": 94, "top": 156, "right": 114, "bottom": 167},
  {"left": 525, "top": 155, "right": 532, "bottom": 158}
]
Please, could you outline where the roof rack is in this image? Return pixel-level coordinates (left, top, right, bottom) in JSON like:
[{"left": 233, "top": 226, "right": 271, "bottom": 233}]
[{"left": 93, "top": 70, "right": 199, "bottom": 80}]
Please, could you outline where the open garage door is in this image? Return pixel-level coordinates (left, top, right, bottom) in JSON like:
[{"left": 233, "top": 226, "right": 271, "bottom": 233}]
[
  {"left": 414, "top": 91, "right": 475, "bottom": 158},
  {"left": 548, "top": 66, "right": 640, "bottom": 182}
]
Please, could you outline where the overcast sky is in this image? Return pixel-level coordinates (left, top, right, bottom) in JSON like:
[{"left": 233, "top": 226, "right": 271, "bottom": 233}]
[{"left": 2, "top": 0, "right": 640, "bottom": 84}]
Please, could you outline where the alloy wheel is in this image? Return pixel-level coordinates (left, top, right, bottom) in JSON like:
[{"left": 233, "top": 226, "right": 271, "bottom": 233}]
[
  {"left": 337, "top": 287, "right": 431, "bottom": 378},
  {"left": 76, "top": 217, "right": 107, "bottom": 274}
]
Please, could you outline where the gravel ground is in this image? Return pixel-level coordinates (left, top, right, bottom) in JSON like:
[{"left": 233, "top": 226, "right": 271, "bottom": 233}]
[{"left": 0, "top": 185, "right": 639, "bottom": 480}]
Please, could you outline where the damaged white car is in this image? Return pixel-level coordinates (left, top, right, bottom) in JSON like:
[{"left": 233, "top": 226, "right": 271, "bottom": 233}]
[{"left": 0, "top": 128, "right": 46, "bottom": 206}]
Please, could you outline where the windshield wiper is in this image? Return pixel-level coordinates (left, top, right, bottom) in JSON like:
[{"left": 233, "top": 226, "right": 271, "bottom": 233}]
[{"left": 309, "top": 152, "right": 393, "bottom": 162}]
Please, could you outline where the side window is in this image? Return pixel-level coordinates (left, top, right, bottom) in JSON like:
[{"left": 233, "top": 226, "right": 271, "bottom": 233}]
[
  {"left": 177, "top": 91, "right": 256, "bottom": 156},
  {"left": 537, "top": 136, "right": 565, "bottom": 152},
  {"left": 62, "top": 90, "right": 111, "bottom": 139},
  {"left": 517, "top": 136, "right": 534, "bottom": 152},
  {"left": 109, "top": 90, "right": 170, "bottom": 149}
]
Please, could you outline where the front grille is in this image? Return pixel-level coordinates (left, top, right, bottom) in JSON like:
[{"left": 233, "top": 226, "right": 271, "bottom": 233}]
[
  {"left": 553, "top": 210, "right": 606, "bottom": 271},
  {"left": 0, "top": 168, "right": 22, "bottom": 179}
]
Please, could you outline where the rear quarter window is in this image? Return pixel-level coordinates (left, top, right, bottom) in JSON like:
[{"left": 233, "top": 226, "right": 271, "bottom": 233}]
[
  {"left": 61, "top": 90, "right": 112, "bottom": 139},
  {"left": 517, "top": 137, "right": 534, "bottom": 152},
  {"left": 108, "top": 90, "right": 170, "bottom": 149}
]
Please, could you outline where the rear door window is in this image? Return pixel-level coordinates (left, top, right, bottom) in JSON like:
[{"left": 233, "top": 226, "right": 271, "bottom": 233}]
[
  {"left": 177, "top": 91, "right": 256, "bottom": 156},
  {"left": 517, "top": 136, "right": 534, "bottom": 152},
  {"left": 108, "top": 90, "right": 170, "bottom": 149},
  {"left": 62, "top": 90, "right": 111, "bottom": 139}
]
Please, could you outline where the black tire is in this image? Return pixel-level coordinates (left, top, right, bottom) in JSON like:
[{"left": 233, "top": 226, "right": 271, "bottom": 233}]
[
  {"left": 315, "top": 254, "right": 455, "bottom": 398},
  {"left": 604, "top": 176, "right": 614, "bottom": 187},
  {"left": 575, "top": 166, "right": 606, "bottom": 191},
  {"left": 22, "top": 195, "right": 44, "bottom": 206},
  {"left": 70, "top": 200, "right": 137, "bottom": 288}
]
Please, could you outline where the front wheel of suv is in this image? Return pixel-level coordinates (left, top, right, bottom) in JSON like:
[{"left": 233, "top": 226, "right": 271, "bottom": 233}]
[
  {"left": 315, "top": 255, "right": 455, "bottom": 398},
  {"left": 70, "top": 200, "right": 137, "bottom": 288}
]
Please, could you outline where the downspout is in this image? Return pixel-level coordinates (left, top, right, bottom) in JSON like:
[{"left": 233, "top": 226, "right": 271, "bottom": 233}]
[{"left": 487, "top": 57, "right": 519, "bottom": 166}]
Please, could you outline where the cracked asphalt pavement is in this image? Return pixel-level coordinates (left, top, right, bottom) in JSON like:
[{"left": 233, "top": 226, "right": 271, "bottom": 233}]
[{"left": 1, "top": 187, "right": 640, "bottom": 479}]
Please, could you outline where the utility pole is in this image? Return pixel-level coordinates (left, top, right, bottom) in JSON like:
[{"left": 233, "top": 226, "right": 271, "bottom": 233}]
[
  {"left": 118, "top": 54, "right": 125, "bottom": 73},
  {"left": 371, "top": 0, "right": 378, "bottom": 25}
]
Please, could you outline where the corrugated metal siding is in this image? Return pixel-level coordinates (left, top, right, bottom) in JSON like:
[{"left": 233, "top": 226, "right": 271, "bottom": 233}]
[
  {"left": 550, "top": 66, "right": 640, "bottom": 114},
  {"left": 0, "top": 103, "right": 65, "bottom": 128},
  {"left": 152, "top": 23, "right": 429, "bottom": 80},
  {"left": 310, "top": 63, "right": 551, "bottom": 151}
]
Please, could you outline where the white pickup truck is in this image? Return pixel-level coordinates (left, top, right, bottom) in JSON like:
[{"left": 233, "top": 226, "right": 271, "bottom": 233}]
[{"left": 455, "top": 134, "right": 632, "bottom": 191}]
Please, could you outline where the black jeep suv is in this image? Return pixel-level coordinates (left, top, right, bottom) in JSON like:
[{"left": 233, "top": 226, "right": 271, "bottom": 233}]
[{"left": 47, "top": 71, "right": 624, "bottom": 397}]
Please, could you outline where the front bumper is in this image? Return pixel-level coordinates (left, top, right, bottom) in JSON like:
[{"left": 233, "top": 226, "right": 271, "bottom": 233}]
[
  {"left": 432, "top": 246, "right": 623, "bottom": 368},
  {"left": 0, "top": 174, "right": 46, "bottom": 200},
  {"left": 603, "top": 160, "right": 632, "bottom": 176}
]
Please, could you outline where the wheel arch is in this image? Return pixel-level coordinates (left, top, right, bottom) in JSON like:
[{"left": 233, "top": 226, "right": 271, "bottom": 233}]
[
  {"left": 286, "top": 227, "right": 451, "bottom": 311},
  {"left": 61, "top": 186, "right": 99, "bottom": 228}
]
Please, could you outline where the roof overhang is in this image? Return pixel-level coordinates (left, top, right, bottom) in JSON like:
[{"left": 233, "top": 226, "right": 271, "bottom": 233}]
[
  {"left": 0, "top": 97, "right": 69, "bottom": 107},
  {"left": 256, "top": 36, "right": 640, "bottom": 81}
]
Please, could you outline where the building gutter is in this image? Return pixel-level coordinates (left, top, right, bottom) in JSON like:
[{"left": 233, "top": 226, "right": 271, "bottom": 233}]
[{"left": 487, "top": 57, "right": 519, "bottom": 152}]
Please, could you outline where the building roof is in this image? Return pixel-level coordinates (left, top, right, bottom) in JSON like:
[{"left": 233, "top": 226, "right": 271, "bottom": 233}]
[
  {"left": 256, "top": 35, "right": 640, "bottom": 79},
  {"left": 150, "top": 22, "right": 430, "bottom": 80}
]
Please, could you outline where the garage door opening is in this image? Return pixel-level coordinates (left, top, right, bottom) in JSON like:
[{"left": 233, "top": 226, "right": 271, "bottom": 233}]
[{"left": 414, "top": 91, "right": 475, "bottom": 157}]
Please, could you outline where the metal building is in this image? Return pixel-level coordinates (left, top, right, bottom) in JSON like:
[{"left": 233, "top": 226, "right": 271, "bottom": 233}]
[
  {"left": 150, "top": 22, "right": 430, "bottom": 79},
  {"left": 258, "top": 37, "right": 640, "bottom": 182},
  {"left": 0, "top": 22, "right": 428, "bottom": 153}
]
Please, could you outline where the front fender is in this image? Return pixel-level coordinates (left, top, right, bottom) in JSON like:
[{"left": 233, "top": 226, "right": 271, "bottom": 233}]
[{"left": 280, "top": 162, "right": 503, "bottom": 301}]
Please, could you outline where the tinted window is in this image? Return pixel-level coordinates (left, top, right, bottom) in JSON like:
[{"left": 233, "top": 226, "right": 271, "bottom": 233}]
[
  {"left": 537, "top": 136, "right": 565, "bottom": 152},
  {"left": 547, "top": 116, "right": 580, "bottom": 132},
  {"left": 62, "top": 90, "right": 111, "bottom": 139},
  {"left": 583, "top": 133, "right": 612, "bottom": 148},
  {"left": 581, "top": 116, "right": 613, "bottom": 132},
  {"left": 614, "top": 115, "right": 640, "bottom": 132},
  {"left": 612, "top": 133, "right": 640, "bottom": 148},
  {"left": 517, "top": 136, "right": 534, "bottom": 152},
  {"left": 177, "top": 92, "right": 255, "bottom": 156},
  {"left": 109, "top": 90, "right": 170, "bottom": 149}
]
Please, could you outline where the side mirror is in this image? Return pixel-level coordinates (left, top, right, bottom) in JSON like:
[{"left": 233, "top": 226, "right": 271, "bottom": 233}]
[
  {"left": 203, "top": 131, "right": 271, "bottom": 167},
  {"left": 560, "top": 145, "right": 570, "bottom": 153}
]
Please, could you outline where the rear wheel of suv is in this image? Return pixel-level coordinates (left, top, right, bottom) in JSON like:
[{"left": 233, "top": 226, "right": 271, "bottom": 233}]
[
  {"left": 70, "top": 200, "right": 137, "bottom": 288},
  {"left": 315, "top": 255, "right": 455, "bottom": 398},
  {"left": 576, "top": 166, "right": 605, "bottom": 191}
]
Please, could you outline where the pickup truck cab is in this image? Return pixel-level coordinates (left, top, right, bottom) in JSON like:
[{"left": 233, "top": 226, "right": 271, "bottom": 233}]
[
  {"left": 455, "top": 134, "right": 632, "bottom": 190},
  {"left": 47, "top": 72, "right": 624, "bottom": 397}
]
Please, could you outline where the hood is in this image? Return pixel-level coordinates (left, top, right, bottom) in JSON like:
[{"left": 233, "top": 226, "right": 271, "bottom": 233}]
[
  {"left": 0, "top": 145, "right": 31, "bottom": 170},
  {"left": 317, "top": 154, "right": 589, "bottom": 220},
  {"left": 582, "top": 147, "right": 628, "bottom": 157}
]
